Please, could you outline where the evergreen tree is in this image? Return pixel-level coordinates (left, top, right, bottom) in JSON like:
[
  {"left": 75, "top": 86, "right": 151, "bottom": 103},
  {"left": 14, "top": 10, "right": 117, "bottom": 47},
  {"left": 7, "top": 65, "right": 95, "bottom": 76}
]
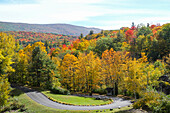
[
  {"left": 79, "top": 33, "right": 83, "bottom": 40},
  {"left": 89, "top": 30, "right": 94, "bottom": 35},
  {"left": 44, "top": 40, "right": 50, "bottom": 54},
  {"left": 132, "top": 22, "right": 135, "bottom": 27},
  {"left": 30, "top": 46, "right": 56, "bottom": 88}
]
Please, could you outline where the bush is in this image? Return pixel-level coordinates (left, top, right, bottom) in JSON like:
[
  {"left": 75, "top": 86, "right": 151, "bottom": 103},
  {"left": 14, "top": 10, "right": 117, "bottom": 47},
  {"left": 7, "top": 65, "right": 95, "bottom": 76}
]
[
  {"left": 133, "top": 90, "right": 170, "bottom": 113},
  {"left": 0, "top": 99, "right": 26, "bottom": 112},
  {"left": 50, "top": 87, "right": 70, "bottom": 95},
  {"left": 152, "top": 95, "right": 170, "bottom": 113},
  {"left": 93, "top": 89, "right": 106, "bottom": 95}
]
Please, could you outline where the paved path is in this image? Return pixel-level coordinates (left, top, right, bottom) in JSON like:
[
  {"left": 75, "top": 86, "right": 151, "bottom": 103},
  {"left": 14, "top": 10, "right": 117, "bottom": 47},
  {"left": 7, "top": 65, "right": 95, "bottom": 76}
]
[{"left": 13, "top": 85, "right": 132, "bottom": 110}]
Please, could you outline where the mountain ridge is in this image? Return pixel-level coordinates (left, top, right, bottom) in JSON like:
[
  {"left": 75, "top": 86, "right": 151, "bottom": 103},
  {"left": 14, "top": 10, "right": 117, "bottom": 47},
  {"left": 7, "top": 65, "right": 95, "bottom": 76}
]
[{"left": 0, "top": 21, "right": 102, "bottom": 36}]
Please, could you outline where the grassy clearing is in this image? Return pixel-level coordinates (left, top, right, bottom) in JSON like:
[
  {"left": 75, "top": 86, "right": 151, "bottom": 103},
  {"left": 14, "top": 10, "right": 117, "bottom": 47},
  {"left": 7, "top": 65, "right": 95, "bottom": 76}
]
[
  {"left": 8, "top": 88, "right": 133, "bottom": 113},
  {"left": 42, "top": 91, "right": 111, "bottom": 106}
]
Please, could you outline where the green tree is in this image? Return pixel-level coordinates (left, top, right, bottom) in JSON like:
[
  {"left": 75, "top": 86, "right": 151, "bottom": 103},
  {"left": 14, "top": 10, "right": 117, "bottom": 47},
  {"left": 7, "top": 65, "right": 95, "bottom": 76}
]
[
  {"left": 89, "top": 30, "right": 94, "bottom": 35},
  {"left": 94, "top": 38, "right": 122, "bottom": 57},
  {"left": 30, "top": 46, "right": 56, "bottom": 88},
  {"left": 79, "top": 33, "right": 83, "bottom": 40},
  {"left": 44, "top": 40, "right": 50, "bottom": 54},
  {"left": 137, "top": 26, "right": 152, "bottom": 37},
  {"left": 157, "top": 23, "right": 170, "bottom": 59}
]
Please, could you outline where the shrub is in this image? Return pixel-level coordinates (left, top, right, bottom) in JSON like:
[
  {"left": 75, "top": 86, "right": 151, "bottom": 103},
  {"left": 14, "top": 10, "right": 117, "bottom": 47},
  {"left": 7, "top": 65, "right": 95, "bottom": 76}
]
[
  {"left": 133, "top": 90, "right": 170, "bottom": 112},
  {"left": 93, "top": 89, "right": 106, "bottom": 95},
  {"left": 50, "top": 87, "right": 70, "bottom": 95},
  {"left": 151, "top": 95, "right": 170, "bottom": 113},
  {"left": 0, "top": 99, "right": 26, "bottom": 112}
]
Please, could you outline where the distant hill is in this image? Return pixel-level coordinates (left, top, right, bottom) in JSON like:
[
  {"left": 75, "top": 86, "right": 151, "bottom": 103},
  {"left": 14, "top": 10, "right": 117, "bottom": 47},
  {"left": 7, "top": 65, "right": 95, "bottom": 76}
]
[{"left": 0, "top": 21, "right": 102, "bottom": 36}]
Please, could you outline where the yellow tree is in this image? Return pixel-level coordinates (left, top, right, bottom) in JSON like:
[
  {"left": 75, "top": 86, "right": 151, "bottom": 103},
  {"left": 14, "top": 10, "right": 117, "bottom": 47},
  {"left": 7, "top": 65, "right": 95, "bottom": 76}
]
[
  {"left": 78, "top": 39, "right": 90, "bottom": 51},
  {"left": 23, "top": 42, "right": 47, "bottom": 63},
  {"left": 144, "top": 60, "right": 166, "bottom": 87},
  {"left": 77, "top": 51, "right": 102, "bottom": 95},
  {"left": 101, "top": 48, "right": 130, "bottom": 95},
  {"left": 124, "top": 53, "right": 147, "bottom": 99},
  {"left": 75, "top": 52, "right": 87, "bottom": 92},
  {"left": 0, "top": 75, "right": 11, "bottom": 107},
  {"left": 51, "top": 56, "right": 61, "bottom": 88},
  {"left": 0, "top": 33, "right": 17, "bottom": 74},
  {"left": 60, "top": 53, "right": 78, "bottom": 91},
  {"left": 0, "top": 33, "right": 17, "bottom": 107},
  {"left": 13, "top": 50, "right": 29, "bottom": 84}
]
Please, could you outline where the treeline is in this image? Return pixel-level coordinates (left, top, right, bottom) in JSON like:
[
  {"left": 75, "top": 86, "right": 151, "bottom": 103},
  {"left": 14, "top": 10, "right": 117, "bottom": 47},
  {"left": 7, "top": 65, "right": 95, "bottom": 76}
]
[{"left": 5, "top": 31, "right": 78, "bottom": 48}]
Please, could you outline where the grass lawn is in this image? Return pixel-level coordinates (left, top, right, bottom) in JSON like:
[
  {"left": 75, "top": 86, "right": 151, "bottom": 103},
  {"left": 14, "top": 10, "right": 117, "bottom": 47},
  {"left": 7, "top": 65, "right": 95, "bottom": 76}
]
[
  {"left": 7, "top": 88, "right": 133, "bottom": 113},
  {"left": 42, "top": 91, "right": 111, "bottom": 106}
]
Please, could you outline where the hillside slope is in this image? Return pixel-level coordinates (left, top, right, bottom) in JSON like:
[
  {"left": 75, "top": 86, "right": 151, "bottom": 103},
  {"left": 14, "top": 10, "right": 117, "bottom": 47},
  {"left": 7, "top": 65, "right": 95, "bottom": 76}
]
[{"left": 0, "top": 21, "right": 101, "bottom": 36}]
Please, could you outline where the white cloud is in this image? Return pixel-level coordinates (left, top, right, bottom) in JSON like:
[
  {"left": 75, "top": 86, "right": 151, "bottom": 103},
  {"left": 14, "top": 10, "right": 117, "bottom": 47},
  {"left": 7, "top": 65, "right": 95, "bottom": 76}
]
[
  {"left": 0, "top": 0, "right": 169, "bottom": 29},
  {"left": 0, "top": 0, "right": 106, "bottom": 24}
]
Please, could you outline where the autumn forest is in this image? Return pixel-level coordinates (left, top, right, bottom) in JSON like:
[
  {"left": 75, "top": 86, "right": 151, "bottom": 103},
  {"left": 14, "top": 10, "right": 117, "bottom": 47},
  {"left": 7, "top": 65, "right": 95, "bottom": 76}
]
[{"left": 0, "top": 23, "right": 170, "bottom": 112}]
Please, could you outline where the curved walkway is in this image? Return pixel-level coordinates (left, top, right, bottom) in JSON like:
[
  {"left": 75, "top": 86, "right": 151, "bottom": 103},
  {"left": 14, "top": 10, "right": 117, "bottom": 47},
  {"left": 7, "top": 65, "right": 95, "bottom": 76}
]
[{"left": 13, "top": 85, "right": 132, "bottom": 110}]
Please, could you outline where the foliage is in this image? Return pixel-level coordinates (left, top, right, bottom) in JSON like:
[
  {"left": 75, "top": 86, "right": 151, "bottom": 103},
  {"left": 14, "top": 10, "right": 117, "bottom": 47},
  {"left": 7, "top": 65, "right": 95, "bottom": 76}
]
[
  {"left": 50, "top": 87, "right": 70, "bottom": 95},
  {"left": 60, "top": 51, "right": 102, "bottom": 95},
  {"left": 94, "top": 38, "right": 120, "bottom": 57},
  {"left": 0, "top": 98, "right": 26, "bottom": 113},
  {"left": 101, "top": 48, "right": 130, "bottom": 95},
  {"left": 133, "top": 88, "right": 170, "bottom": 113},
  {"left": 0, "top": 22, "right": 169, "bottom": 112},
  {"left": 0, "top": 32, "right": 17, "bottom": 74},
  {"left": 93, "top": 88, "right": 106, "bottom": 95},
  {"left": 0, "top": 75, "right": 11, "bottom": 107},
  {"left": 0, "top": 33, "right": 17, "bottom": 108},
  {"left": 30, "top": 46, "right": 56, "bottom": 88}
]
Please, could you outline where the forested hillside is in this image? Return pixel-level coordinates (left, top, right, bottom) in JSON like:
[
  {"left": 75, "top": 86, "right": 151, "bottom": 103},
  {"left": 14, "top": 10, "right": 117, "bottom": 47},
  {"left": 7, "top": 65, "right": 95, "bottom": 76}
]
[
  {"left": 0, "top": 21, "right": 101, "bottom": 36},
  {"left": 5, "top": 31, "right": 78, "bottom": 49},
  {"left": 0, "top": 23, "right": 170, "bottom": 112}
]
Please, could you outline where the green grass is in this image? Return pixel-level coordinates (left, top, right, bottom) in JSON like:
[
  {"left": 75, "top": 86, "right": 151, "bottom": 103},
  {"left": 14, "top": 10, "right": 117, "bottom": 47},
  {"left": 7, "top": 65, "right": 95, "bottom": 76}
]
[
  {"left": 42, "top": 91, "right": 111, "bottom": 106},
  {"left": 8, "top": 88, "right": 133, "bottom": 113}
]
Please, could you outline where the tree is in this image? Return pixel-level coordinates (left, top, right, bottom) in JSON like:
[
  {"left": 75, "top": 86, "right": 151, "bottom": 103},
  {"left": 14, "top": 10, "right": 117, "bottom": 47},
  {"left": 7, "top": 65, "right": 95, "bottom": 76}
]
[
  {"left": 0, "top": 33, "right": 17, "bottom": 74},
  {"left": 30, "top": 46, "right": 56, "bottom": 88},
  {"left": 77, "top": 51, "right": 102, "bottom": 95},
  {"left": 44, "top": 40, "right": 50, "bottom": 54},
  {"left": 12, "top": 50, "right": 29, "bottom": 84},
  {"left": 137, "top": 26, "right": 152, "bottom": 37},
  {"left": 124, "top": 53, "right": 148, "bottom": 99},
  {"left": 132, "top": 22, "right": 135, "bottom": 27},
  {"left": 157, "top": 23, "right": 170, "bottom": 59},
  {"left": 0, "top": 33, "right": 17, "bottom": 107},
  {"left": 60, "top": 51, "right": 102, "bottom": 95},
  {"left": 125, "top": 29, "right": 134, "bottom": 43},
  {"left": 94, "top": 38, "right": 113, "bottom": 57},
  {"left": 102, "top": 49, "right": 130, "bottom": 95},
  {"left": 89, "top": 30, "right": 94, "bottom": 35},
  {"left": 0, "top": 75, "right": 11, "bottom": 107},
  {"left": 60, "top": 53, "right": 78, "bottom": 91},
  {"left": 79, "top": 33, "right": 83, "bottom": 40}
]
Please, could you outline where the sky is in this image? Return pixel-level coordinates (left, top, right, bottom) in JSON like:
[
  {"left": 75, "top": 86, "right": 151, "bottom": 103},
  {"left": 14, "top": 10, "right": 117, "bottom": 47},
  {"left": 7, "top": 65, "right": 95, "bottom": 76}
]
[{"left": 0, "top": 0, "right": 170, "bottom": 30}]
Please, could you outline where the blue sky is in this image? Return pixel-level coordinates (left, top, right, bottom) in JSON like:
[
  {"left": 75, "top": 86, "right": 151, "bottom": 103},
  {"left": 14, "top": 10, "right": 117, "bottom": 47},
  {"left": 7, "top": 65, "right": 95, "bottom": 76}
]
[{"left": 0, "top": 0, "right": 170, "bottom": 29}]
